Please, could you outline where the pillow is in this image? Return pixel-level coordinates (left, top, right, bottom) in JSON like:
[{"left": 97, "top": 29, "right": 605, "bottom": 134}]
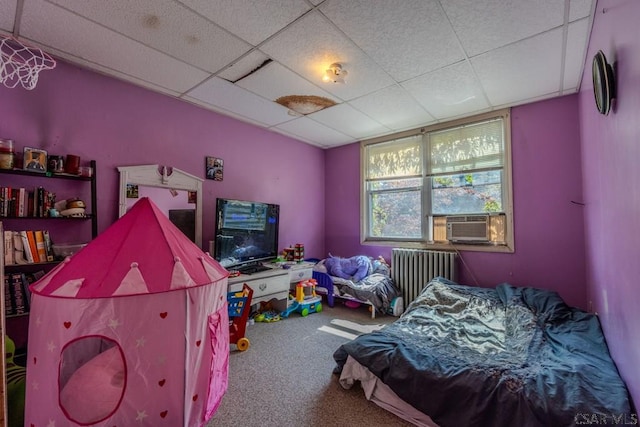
[{"left": 60, "top": 345, "right": 125, "bottom": 424}]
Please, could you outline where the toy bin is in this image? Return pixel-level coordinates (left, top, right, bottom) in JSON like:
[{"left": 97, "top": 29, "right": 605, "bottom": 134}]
[{"left": 227, "top": 284, "right": 253, "bottom": 351}]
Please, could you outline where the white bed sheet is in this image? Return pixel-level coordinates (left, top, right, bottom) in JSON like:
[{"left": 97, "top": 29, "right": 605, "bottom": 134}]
[{"left": 338, "top": 355, "right": 439, "bottom": 427}]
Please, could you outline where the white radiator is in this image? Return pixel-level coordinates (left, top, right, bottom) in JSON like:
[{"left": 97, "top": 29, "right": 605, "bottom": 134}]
[{"left": 391, "top": 249, "right": 457, "bottom": 306}]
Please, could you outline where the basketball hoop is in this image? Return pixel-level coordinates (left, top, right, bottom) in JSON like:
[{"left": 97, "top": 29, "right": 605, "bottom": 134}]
[{"left": 0, "top": 35, "right": 56, "bottom": 90}]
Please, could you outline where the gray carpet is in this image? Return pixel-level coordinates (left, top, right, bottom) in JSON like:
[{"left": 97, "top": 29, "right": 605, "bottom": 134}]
[{"left": 208, "top": 303, "right": 414, "bottom": 426}]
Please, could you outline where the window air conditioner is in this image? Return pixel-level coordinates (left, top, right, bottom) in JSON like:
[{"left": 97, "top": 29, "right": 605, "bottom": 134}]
[{"left": 446, "top": 215, "right": 490, "bottom": 242}]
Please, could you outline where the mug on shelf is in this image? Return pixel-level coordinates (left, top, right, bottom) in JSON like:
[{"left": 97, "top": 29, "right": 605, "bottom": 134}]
[
  {"left": 65, "top": 154, "right": 81, "bottom": 174},
  {"left": 48, "top": 155, "right": 64, "bottom": 173}
]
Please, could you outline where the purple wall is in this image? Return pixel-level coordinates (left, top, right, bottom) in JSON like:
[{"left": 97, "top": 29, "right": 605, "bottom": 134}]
[
  {"left": 325, "top": 95, "right": 587, "bottom": 310},
  {"left": 0, "top": 60, "right": 326, "bottom": 259},
  {"left": 578, "top": 0, "right": 640, "bottom": 406}
]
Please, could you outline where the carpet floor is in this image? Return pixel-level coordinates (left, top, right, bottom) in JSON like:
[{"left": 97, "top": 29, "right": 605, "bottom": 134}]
[{"left": 208, "top": 302, "right": 414, "bottom": 426}]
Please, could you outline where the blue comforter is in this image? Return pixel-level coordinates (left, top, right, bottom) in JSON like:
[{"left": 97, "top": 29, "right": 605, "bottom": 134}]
[{"left": 334, "top": 277, "right": 632, "bottom": 427}]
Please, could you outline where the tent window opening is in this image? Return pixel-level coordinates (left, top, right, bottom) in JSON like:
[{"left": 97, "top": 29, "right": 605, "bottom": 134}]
[{"left": 59, "top": 336, "right": 126, "bottom": 425}]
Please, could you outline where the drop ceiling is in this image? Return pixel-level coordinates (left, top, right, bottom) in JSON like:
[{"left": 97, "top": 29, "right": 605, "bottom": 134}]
[{"left": 1, "top": 0, "right": 595, "bottom": 148}]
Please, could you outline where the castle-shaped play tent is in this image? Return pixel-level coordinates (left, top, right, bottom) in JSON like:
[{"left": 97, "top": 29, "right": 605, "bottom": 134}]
[{"left": 24, "top": 197, "right": 229, "bottom": 426}]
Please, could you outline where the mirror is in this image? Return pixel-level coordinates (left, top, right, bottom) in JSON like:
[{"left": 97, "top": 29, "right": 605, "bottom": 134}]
[{"left": 118, "top": 165, "right": 203, "bottom": 248}]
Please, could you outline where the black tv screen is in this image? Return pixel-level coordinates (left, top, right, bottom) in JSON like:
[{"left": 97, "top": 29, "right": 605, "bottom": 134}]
[{"left": 213, "top": 198, "right": 279, "bottom": 269}]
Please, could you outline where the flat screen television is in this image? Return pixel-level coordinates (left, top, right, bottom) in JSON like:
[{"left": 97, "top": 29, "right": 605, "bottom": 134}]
[{"left": 212, "top": 198, "right": 280, "bottom": 270}]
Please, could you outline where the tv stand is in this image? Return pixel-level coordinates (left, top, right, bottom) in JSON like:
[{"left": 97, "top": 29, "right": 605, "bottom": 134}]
[
  {"left": 228, "top": 267, "right": 289, "bottom": 312},
  {"left": 237, "top": 263, "right": 270, "bottom": 275}
]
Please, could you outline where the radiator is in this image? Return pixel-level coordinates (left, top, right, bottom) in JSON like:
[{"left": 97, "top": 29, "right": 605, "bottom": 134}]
[{"left": 391, "top": 249, "right": 457, "bottom": 306}]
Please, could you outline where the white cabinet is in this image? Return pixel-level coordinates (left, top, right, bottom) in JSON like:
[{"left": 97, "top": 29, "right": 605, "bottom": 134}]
[
  {"left": 287, "top": 262, "right": 314, "bottom": 284},
  {"left": 228, "top": 268, "right": 290, "bottom": 311}
]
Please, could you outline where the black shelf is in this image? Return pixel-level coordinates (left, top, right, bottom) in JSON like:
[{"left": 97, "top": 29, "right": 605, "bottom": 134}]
[
  {"left": 6, "top": 313, "right": 29, "bottom": 319},
  {"left": 1, "top": 215, "right": 95, "bottom": 220},
  {"left": 1, "top": 160, "right": 98, "bottom": 239},
  {"left": 5, "top": 261, "right": 60, "bottom": 269},
  {"left": 0, "top": 167, "right": 92, "bottom": 181}
]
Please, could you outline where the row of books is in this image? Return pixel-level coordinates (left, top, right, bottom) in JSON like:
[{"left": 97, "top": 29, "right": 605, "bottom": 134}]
[
  {"left": 0, "top": 186, "right": 56, "bottom": 218},
  {"left": 3, "top": 270, "right": 42, "bottom": 316},
  {"left": 3, "top": 229, "right": 54, "bottom": 265}
]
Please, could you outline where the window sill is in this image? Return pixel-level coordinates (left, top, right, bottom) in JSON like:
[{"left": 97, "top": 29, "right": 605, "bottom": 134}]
[{"left": 361, "top": 239, "right": 514, "bottom": 254}]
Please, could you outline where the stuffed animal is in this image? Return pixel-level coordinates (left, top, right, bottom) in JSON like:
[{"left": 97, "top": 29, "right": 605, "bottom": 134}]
[
  {"left": 324, "top": 255, "right": 373, "bottom": 282},
  {"left": 5, "top": 336, "right": 26, "bottom": 427}
]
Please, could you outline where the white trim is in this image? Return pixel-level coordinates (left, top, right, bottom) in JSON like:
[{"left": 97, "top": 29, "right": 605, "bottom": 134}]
[
  {"left": 117, "top": 165, "right": 203, "bottom": 248},
  {"left": 360, "top": 109, "right": 514, "bottom": 253}
]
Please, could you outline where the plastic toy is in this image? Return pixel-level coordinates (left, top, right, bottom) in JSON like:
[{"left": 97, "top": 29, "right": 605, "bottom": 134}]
[
  {"left": 228, "top": 284, "right": 253, "bottom": 351},
  {"left": 254, "top": 310, "right": 281, "bottom": 323},
  {"left": 281, "top": 279, "right": 323, "bottom": 318}
]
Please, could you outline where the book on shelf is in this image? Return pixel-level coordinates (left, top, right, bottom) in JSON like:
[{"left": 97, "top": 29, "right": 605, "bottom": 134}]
[
  {"left": 3, "top": 271, "right": 40, "bottom": 316},
  {"left": 18, "top": 231, "right": 34, "bottom": 263},
  {"left": 26, "top": 230, "right": 40, "bottom": 263},
  {"left": 9, "top": 272, "right": 29, "bottom": 315},
  {"left": 1, "top": 186, "right": 12, "bottom": 217},
  {"left": 22, "top": 270, "right": 43, "bottom": 304},
  {"left": 6, "top": 229, "right": 55, "bottom": 265},
  {"left": 4, "top": 275, "right": 15, "bottom": 316},
  {"left": 4, "top": 229, "right": 13, "bottom": 265},
  {"left": 11, "top": 231, "right": 27, "bottom": 265},
  {"left": 17, "top": 187, "right": 27, "bottom": 217},
  {"left": 0, "top": 186, "right": 56, "bottom": 218},
  {"left": 35, "top": 186, "right": 43, "bottom": 218},
  {"left": 42, "top": 230, "right": 54, "bottom": 262},
  {"left": 34, "top": 230, "right": 47, "bottom": 262}
]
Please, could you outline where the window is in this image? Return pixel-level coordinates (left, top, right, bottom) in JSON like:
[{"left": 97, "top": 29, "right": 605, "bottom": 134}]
[{"left": 361, "top": 109, "right": 513, "bottom": 252}]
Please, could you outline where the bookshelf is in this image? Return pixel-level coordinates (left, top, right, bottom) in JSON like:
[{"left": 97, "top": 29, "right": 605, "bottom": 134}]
[
  {"left": 0, "top": 221, "right": 5, "bottom": 427},
  {"left": 1, "top": 160, "right": 97, "bottom": 424},
  {"left": 0, "top": 160, "right": 97, "bottom": 237}
]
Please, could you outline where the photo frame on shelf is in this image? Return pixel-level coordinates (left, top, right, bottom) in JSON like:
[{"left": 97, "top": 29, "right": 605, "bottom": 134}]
[
  {"left": 23, "top": 147, "right": 47, "bottom": 173},
  {"left": 205, "top": 156, "right": 223, "bottom": 181}
]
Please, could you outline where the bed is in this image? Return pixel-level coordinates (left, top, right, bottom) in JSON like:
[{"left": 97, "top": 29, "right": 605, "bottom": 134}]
[
  {"left": 333, "top": 277, "right": 632, "bottom": 427},
  {"left": 312, "top": 256, "right": 401, "bottom": 319}
]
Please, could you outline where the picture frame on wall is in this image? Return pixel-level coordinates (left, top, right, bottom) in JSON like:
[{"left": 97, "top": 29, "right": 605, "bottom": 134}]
[
  {"left": 126, "top": 184, "right": 139, "bottom": 198},
  {"left": 205, "top": 156, "right": 223, "bottom": 181},
  {"left": 23, "top": 147, "right": 47, "bottom": 173},
  {"left": 188, "top": 191, "right": 197, "bottom": 204}
]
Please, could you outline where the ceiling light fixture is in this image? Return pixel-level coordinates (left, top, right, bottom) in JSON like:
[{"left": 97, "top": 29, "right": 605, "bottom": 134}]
[
  {"left": 322, "top": 63, "right": 348, "bottom": 84},
  {"left": 275, "top": 95, "right": 337, "bottom": 115}
]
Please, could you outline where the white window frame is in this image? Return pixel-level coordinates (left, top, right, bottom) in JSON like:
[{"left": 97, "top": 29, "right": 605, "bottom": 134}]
[{"left": 360, "top": 109, "right": 514, "bottom": 253}]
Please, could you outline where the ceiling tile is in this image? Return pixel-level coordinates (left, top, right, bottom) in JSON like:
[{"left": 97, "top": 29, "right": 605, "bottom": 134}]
[
  {"left": 275, "top": 116, "right": 355, "bottom": 148},
  {"left": 48, "top": 0, "right": 251, "bottom": 74},
  {"left": 0, "top": 0, "right": 17, "bottom": 33},
  {"left": 4, "top": 0, "right": 596, "bottom": 148},
  {"left": 217, "top": 50, "right": 270, "bottom": 82},
  {"left": 19, "top": 0, "right": 209, "bottom": 93},
  {"left": 563, "top": 19, "right": 590, "bottom": 91},
  {"left": 472, "top": 29, "right": 564, "bottom": 106},
  {"left": 186, "top": 77, "right": 292, "bottom": 126},
  {"left": 570, "top": 0, "right": 595, "bottom": 21},
  {"left": 320, "top": 0, "right": 464, "bottom": 82},
  {"left": 47, "top": 49, "right": 182, "bottom": 97},
  {"left": 309, "top": 103, "right": 390, "bottom": 139},
  {"left": 348, "top": 85, "right": 435, "bottom": 131},
  {"left": 178, "top": 0, "right": 311, "bottom": 45},
  {"left": 235, "top": 61, "right": 339, "bottom": 103},
  {"left": 259, "top": 10, "right": 395, "bottom": 101},
  {"left": 402, "top": 61, "right": 490, "bottom": 120},
  {"left": 443, "top": 0, "right": 565, "bottom": 56}
]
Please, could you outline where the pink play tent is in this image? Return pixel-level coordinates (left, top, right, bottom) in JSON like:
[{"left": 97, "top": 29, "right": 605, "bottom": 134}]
[{"left": 24, "top": 197, "right": 229, "bottom": 426}]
